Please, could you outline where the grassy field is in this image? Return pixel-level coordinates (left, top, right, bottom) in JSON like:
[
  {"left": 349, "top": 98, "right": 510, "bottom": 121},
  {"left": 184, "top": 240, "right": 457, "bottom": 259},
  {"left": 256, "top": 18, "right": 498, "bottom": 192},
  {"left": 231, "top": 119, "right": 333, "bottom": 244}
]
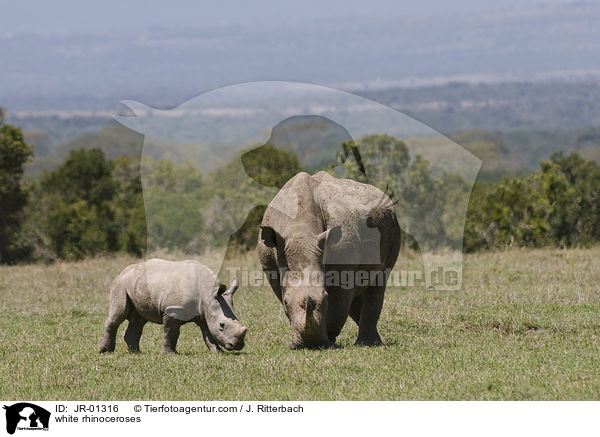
[{"left": 1, "top": 247, "right": 599, "bottom": 400}]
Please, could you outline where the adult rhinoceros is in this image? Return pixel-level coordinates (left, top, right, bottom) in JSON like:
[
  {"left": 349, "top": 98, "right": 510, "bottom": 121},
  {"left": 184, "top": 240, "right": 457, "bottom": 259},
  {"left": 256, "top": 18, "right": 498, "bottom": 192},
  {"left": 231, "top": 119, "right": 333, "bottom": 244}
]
[{"left": 258, "top": 171, "right": 401, "bottom": 349}]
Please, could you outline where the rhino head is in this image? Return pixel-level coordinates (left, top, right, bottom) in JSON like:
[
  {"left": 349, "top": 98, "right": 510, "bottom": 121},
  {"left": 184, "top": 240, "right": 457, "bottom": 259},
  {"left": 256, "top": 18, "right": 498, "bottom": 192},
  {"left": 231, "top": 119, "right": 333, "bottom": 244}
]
[
  {"left": 205, "top": 279, "right": 247, "bottom": 350},
  {"left": 261, "top": 223, "right": 341, "bottom": 349}
]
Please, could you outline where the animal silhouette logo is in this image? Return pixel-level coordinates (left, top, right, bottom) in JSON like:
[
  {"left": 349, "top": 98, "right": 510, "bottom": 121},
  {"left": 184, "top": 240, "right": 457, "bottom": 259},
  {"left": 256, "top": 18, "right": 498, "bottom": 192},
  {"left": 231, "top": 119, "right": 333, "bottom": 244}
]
[
  {"left": 116, "top": 81, "right": 481, "bottom": 290},
  {"left": 3, "top": 403, "right": 50, "bottom": 434}
]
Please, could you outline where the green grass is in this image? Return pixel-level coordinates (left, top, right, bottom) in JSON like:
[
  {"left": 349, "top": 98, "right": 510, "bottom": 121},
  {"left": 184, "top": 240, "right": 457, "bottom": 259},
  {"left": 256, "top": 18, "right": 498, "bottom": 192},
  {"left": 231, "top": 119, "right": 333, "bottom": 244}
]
[{"left": 1, "top": 247, "right": 600, "bottom": 400}]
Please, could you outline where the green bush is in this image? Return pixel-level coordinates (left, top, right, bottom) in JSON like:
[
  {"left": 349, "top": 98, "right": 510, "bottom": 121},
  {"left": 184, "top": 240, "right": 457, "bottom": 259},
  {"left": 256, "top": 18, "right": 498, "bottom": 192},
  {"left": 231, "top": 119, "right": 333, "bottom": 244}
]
[
  {"left": 0, "top": 109, "right": 34, "bottom": 263},
  {"left": 6, "top": 124, "right": 600, "bottom": 263},
  {"left": 40, "top": 149, "right": 119, "bottom": 260},
  {"left": 464, "top": 152, "right": 600, "bottom": 251}
]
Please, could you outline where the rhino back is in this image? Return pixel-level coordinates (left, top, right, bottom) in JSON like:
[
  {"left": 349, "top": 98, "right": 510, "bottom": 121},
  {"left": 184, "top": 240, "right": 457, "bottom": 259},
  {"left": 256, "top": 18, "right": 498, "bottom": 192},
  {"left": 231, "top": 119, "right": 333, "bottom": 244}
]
[
  {"left": 129, "top": 259, "right": 219, "bottom": 322},
  {"left": 312, "top": 171, "right": 393, "bottom": 223},
  {"left": 262, "top": 171, "right": 398, "bottom": 266},
  {"left": 313, "top": 172, "right": 398, "bottom": 266}
]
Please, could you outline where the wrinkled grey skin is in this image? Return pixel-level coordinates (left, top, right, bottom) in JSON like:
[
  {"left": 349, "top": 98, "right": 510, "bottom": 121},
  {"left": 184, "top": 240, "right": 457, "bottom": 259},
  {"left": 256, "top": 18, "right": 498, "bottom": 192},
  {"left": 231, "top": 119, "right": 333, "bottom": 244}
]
[
  {"left": 99, "top": 259, "right": 247, "bottom": 354},
  {"left": 258, "top": 171, "right": 401, "bottom": 349}
]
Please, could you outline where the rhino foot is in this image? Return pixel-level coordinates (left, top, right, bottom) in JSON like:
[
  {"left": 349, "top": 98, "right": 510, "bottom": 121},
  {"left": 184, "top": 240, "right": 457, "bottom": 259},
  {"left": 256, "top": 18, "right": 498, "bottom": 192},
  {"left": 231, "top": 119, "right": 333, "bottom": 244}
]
[
  {"left": 354, "top": 336, "right": 383, "bottom": 347},
  {"left": 288, "top": 339, "right": 334, "bottom": 350},
  {"left": 287, "top": 340, "right": 302, "bottom": 350},
  {"left": 98, "top": 337, "right": 115, "bottom": 354}
]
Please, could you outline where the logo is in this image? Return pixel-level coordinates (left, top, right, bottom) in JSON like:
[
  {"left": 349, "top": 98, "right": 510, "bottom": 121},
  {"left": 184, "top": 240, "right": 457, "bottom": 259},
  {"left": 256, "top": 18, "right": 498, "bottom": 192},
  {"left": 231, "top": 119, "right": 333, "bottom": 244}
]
[
  {"left": 3, "top": 403, "right": 50, "bottom": 435},
  {"left": 116, "top": 81, "right": 481, "bottom": 290}
]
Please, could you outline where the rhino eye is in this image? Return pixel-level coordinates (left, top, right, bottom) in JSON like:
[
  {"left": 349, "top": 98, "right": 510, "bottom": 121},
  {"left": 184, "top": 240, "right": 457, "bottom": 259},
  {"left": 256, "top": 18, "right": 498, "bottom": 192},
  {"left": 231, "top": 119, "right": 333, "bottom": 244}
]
[{"left": 219, "top": 322, "right": 225, "bottom": 331}]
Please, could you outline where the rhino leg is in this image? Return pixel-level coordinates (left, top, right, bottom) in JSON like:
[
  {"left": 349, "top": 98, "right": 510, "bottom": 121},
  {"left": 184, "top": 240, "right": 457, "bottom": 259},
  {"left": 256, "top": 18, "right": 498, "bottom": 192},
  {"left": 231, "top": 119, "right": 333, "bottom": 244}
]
[
  {"left": 355, "top": 285, "right": 385, "bottom": 346},
  {"left": 124, "top": 309, "right": 147, "bottom": 353},
  {"left": 258, "top": 242, "right": 283, "bottom": 303},
  {"left": 325, "top": 287, "right": 354, "bottom": 346},
  {"left": 162, "top": 315, "right": 183, "bottom": 354},
  {"left": 195, "top": 318, "right": 222, "bottom": 353},
  {"left": 99, "top": 283, "right": 131, "bottom": 353},
  {"left": 349, "top": 295, "right": 362, "bottom": 325}
]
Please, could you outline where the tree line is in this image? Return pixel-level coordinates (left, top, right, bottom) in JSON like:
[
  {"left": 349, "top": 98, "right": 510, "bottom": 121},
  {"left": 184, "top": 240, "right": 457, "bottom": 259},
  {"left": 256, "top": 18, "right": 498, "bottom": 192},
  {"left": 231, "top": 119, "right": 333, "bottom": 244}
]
[{"left": 1, "top": 113, "right": 600, "bottom": 263}]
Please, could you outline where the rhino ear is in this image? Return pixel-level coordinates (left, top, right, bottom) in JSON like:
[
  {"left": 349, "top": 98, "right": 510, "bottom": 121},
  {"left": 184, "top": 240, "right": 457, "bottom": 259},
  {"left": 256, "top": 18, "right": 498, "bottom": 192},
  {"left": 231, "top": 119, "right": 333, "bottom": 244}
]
[
  {"left": 260, "top": 226, "right": 278, "bottom": 247},
  {"left": 225, "top": 278, "right": 239, "bottom": 296},
  {"left": 317, "top": 225, "right": 342, "bottom": 251},
  {"left": 211, "top": 283, "right": 227, "bottom": 299}
]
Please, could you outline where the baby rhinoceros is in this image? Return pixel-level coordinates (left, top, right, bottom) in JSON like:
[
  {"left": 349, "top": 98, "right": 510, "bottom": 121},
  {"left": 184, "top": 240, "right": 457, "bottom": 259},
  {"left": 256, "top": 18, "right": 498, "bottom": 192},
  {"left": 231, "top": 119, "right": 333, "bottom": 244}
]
[{"left": 99, "top": 259, "right": 247, "bottom": 354}]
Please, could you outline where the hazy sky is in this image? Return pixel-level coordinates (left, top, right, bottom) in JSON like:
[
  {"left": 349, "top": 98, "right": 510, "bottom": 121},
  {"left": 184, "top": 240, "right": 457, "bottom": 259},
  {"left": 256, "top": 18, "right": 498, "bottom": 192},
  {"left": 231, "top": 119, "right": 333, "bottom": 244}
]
[
  {"left": 2, "top": 0, "right": 599, "bottom": 110},
  {"left": 0, "top": 0, "right": 573, "bottom": 34}
]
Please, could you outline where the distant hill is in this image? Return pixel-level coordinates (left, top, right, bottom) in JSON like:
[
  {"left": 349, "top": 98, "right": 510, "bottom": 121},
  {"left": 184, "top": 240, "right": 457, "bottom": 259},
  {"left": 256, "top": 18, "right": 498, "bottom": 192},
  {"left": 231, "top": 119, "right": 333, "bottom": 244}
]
[
  {"left": 8, "top": 79, "right": 600, "bottom": 147},
  {"left": 360, "top": 81, "right": 600, "bottom": 133},
  {"left": 7, "top": 113, "right": 113, "bottom": 148},
  {"left": 55, "top": 125, "right": 143, "bottom": 159},
  {"left": 10, "top": 80, "right": 600, "bottom": 179},
  {"left": 497, "top": 127, "right": 600, "bottom": 168},
  {"left": 24, "top": 124, "right": 227, "bottom": 177}
]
